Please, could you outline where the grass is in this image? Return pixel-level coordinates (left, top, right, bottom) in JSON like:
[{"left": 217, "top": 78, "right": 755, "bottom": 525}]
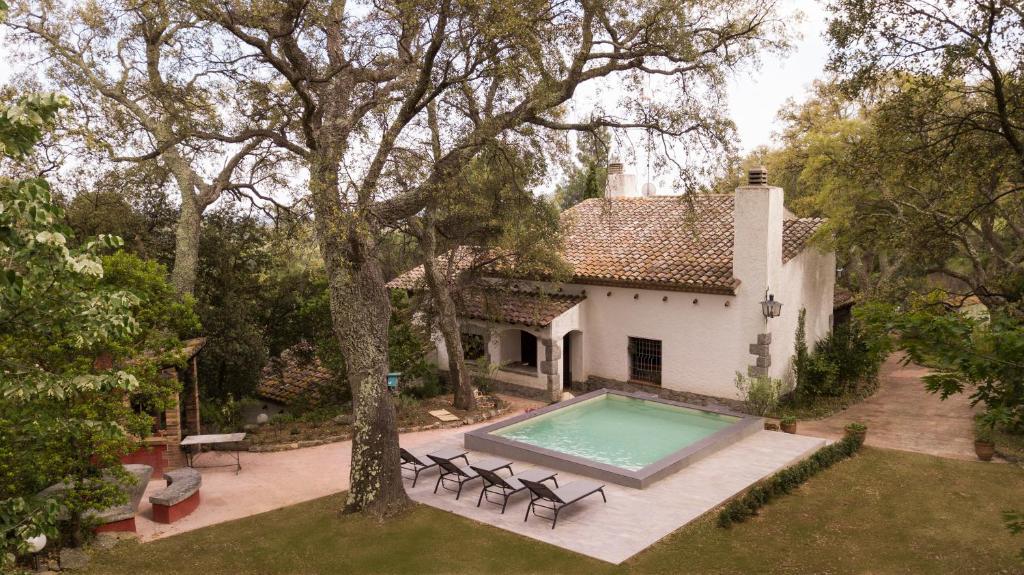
[
  {"left": 994, "top": 426, "right": 1024, "bottom": 463},
  {"left": 83, "top": 448, "right": 1023, "bottom": 575}
]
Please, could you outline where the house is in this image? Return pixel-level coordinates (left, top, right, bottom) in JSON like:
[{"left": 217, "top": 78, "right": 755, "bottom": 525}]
[
  {"left": 119, "top": 337, "right": 205, "bottom": 478},
  {"left": 389, "top": 166, "right": 835, "bottom": 406},
  {"left": 247, "top": 342, "right": 336, "bottom": 423}
]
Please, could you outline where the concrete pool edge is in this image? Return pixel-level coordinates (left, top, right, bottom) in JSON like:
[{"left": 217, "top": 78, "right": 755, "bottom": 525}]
[{"left": 464, "top": 388, "right": 764, "bottom": 489}]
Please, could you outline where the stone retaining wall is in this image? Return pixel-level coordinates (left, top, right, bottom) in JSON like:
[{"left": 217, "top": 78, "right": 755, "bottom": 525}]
[
  {"left": 245, "top": 404, "right": 511, "bottom": 453},
  {"left": 573, "top": 376, "right": 749, "bottom": 413}
]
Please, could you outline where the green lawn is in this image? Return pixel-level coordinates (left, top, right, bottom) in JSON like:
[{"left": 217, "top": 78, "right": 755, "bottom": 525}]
[{"left": 85, "top": 448, "right": 1024, "bottom": 574}]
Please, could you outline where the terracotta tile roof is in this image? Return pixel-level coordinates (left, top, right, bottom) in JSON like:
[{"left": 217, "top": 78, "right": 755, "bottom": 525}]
[
  {"left": 388, "top": 196, "right": 826, "bottom": 295},
  {"left": 783, "top": 217, "right": 826, "bottom": 263},
  {"left": 459, "top": 289, "right": 585, "bottom": 327},
  {"left": 256, "top": 343, "right": 336, "bottom": 404},
  {"left": 833, "top": 287, "right": 855, "bottom": 309},
  {"left": 563, "top": 196, "right": 737, "bottom": 294},
  {"left": 387, "top": 247, "right": 477, "bottom": 290}
]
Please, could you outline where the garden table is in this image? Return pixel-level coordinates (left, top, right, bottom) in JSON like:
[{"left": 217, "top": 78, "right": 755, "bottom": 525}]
[{"left": 180, "top": 433, "right": 247, "bottom": 474}]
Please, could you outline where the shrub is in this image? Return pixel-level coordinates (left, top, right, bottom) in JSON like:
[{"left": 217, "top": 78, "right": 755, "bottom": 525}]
[
  {"left": 974, "top": 414, "right": 995, "bottom": 443},
  {"left": 717, "top": 433, "right": 865, "bottom": 528},
  {"left": 735, "top": 372, "right": 782, "bottom": 416},
  {"left": 396, "top": 394, "right": 421, "bottom": 413},
  {"left": 401, "top": 370, "right": 446, "bottom": 400},
  {"left": 794, "top": 307, "right": 888, "bottom": 401}
]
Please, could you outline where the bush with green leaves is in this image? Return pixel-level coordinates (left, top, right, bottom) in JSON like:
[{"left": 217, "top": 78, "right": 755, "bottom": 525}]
[
  {"left": 734, "top": 372, "right": 782, "bottom": 416},
  {"left": 717, "top": 431, "right": 865, "bottom": 528},
  {"left": 794, "top": 307, "right": 889, "bottom": 401},
  {"left": 0, "top": 90, "right": 192, "bottom": 566},
  {"left": 891, "top": 296, "right": 1024, "bottom": 431}
]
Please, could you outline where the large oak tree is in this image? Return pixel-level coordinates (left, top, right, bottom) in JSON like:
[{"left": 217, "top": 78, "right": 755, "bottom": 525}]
[{"left": 189, "top": 0, "right": 786, "bottom": 518}]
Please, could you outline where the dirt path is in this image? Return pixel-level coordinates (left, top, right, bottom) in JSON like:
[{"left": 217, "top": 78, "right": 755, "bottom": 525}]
[{"left": 799, "top": 353, "right": 979, "bottom": 460}]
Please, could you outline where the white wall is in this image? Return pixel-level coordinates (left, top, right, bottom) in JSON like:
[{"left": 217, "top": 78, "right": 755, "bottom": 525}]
[
  {"left": 555, "top": 283, "right": 748, "bottom": 398},
  {"left": 769, "top": 247, "right": 837, "bottom": 389}
]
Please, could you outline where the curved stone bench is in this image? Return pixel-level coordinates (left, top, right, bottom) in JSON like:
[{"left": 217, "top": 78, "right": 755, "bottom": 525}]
[
  {"left": 149, "top": 468, "right": 202, "bottom": 524},
  {"left": 37, "top": 464, "right": 153, "bottom": 533}
]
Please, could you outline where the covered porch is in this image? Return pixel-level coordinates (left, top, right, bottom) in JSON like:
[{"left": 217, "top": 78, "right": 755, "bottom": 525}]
[{"left": 436, "top": 289, "right": 585, "bottom": 402}]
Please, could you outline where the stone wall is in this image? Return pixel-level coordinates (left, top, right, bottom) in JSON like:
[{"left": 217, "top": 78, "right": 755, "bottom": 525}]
[{"left": 575, "top": 376, "right": 748, "bottom": 413}]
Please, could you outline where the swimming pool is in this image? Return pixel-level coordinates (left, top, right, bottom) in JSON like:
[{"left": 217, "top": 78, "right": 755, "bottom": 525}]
[{"left": 465, "top": 389, "right": 763, "bottom": 488}]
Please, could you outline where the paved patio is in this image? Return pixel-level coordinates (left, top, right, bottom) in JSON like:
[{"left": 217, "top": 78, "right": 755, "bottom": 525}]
[
  {"left": 407, "top": 429, "right": 826, "bottom": 564},
  {"left": 135, "top": 394, "right": 544, "bottom": 541},
  {"left": 799, "top": 353, "right": 979, "bottom": 460}
]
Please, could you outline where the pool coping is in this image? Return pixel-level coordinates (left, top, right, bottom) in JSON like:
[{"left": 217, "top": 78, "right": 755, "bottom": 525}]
[{"left": 464, "top": 388, "right": 764, "bottom": 489}]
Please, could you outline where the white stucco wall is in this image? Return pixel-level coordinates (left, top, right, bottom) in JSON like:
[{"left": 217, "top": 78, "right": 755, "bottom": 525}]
[{"left": 768, "top": 247, "right": 837, "bottom": 389}]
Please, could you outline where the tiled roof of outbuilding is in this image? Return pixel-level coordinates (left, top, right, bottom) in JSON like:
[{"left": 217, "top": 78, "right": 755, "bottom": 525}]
[
  {"left": 459, "top": 289, "right": 585, "bottom": 327},
  {"left": 256, "top": 343, "right": 336, "bottom": 404}
]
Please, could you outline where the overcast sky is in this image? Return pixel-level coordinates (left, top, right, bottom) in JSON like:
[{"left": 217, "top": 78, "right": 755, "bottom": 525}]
[{"left": 0, "top": 1, "right": 828, "bottom": 175}]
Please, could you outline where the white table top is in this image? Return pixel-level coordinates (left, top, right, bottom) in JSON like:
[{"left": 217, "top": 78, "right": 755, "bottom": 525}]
[{"left": 180, "top": 433, "right": 247, "bottom": 446}]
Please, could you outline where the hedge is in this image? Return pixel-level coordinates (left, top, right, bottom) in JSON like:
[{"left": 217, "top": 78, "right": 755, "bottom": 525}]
[{"left": 717, "top": 432, "right": 865, "bottom": 528}]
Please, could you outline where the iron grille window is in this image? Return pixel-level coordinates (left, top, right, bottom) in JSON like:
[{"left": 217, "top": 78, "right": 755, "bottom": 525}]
[
  {"left": 461, "top": 332, "right": 485, "bottom": 361},
  {"left": 628, "top": 337, "right": 662, "bottom": 385}
]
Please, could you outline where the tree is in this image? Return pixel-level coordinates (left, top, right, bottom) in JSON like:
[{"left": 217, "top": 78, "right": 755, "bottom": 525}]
[
  {"left": 826, "top": 0, "right": 1024, "bottom": 312},
  {"left": 0, "top": 88, "right": 191, "bottom": 564},
  {"left": 554, "top": 128, "right": 611, "bottom": 210},
  {"left": 7, "top": 0, "right": 288, "bottom": 295},
  {"left": 404, "top": 142, "right": 567, "bottom": 409},
  {"left": 196, "top": 0, "right": 787, "bottom": 518}
]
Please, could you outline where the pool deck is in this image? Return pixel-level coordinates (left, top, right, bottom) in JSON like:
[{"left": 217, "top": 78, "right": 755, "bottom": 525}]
[{"left": 408, "top": 429, "right": 826, "bottom": 564}]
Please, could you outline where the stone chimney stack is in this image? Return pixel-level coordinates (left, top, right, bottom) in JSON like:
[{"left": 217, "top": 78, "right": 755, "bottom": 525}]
[{"left": 604, "top": 157, "right": 636, "bottom": 197}]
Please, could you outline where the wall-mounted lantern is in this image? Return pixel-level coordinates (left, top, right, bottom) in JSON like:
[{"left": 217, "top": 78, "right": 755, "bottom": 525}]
[{"left": 761, "top": 291, "right": 782, "bottom": 319}]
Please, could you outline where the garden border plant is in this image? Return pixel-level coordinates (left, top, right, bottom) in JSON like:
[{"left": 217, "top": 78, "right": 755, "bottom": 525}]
[{"left": 717, "top": 427, "right": 867, "bottom": 528}]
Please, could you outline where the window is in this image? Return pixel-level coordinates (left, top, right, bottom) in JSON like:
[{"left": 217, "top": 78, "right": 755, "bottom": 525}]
[
  {"left": 628, "top": 337, "right": 662, "bottom": 385},
  {"left": 461, "top": 332, "right": 485, "bottom": 361}
]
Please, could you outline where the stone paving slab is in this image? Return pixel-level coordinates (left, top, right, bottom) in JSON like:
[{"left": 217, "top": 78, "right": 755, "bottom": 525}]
[{"left": 407, "top": 429, "right": 826, "bottom": 564}]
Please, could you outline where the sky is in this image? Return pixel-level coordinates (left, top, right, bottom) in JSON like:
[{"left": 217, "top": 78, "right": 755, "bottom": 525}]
[
  {"left": 728, "top": 1, "right": 830, "bottom": 154},
  {"left": 0, "top": 1, "right": 829, "bottom": 180}
]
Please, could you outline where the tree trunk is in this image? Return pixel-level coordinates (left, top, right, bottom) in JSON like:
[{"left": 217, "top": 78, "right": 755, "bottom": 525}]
[
  {"left": 308, "top": 152, "right": 410, "bottom": 518},
  {"left": 419, "top": 244, "right": 477, "bottom": 411},
  {"left": 170, "top": 188, "right": 202, "bottom": 296}
]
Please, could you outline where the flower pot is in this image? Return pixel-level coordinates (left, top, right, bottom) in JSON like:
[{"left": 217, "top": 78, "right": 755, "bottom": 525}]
[
  {"left": 780, "top": 421, "right": 797, "bottom": 434},
  {"left": 974, "top": 440, "right": 995, "bottom": 462}
]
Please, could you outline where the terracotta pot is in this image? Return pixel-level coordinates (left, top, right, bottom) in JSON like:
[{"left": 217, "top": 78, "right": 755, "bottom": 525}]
[
  {"left": 974, "top": 440, "right": 995, "bottom": 462},
  {"left": 780, "top": 421, "right": 797, "bottom": 434}
]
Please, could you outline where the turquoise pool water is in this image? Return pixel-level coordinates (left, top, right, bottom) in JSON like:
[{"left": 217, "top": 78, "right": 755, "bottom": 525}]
[{"left": 493, "top": 394, "right": 738, "bottom": 471}]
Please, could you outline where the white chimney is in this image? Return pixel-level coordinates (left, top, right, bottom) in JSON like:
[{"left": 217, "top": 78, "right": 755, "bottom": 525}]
[
  {"left": 605, "top": 158, "right": 636, "bottom": 197},
  {"left": 732, "top": 166, "right": 784, "bottom": 299}
]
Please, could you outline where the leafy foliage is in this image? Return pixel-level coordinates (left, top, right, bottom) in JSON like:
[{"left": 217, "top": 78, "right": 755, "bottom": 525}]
[
  {"left": 794, "top": 308, "right": 889, "bottom": 401},
  {"left": 0, "top": 90, "right": 190, "bottom": 567},
  {"left": 890, "top": 295, "right": 1024, "bottom": 431},
  {"left": 734, "top": 372, "right": 782, "bottom": 416}
]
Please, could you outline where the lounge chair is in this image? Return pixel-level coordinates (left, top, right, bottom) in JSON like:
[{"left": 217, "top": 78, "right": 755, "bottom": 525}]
[
  {"left": 400, "top": 449, "right": 437, "bottom": 487},
  {"left": 429, "top": 455, "right": 513, "bottom": 500},
  {"left": 472, "top": 466, "right": 559, "bottom": 514},
  {"left": 400, "top": 447, "right": 468, "bottom": 487},
  {"left": 521, "top": 478, "right": 607, "bottom": 529}
]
